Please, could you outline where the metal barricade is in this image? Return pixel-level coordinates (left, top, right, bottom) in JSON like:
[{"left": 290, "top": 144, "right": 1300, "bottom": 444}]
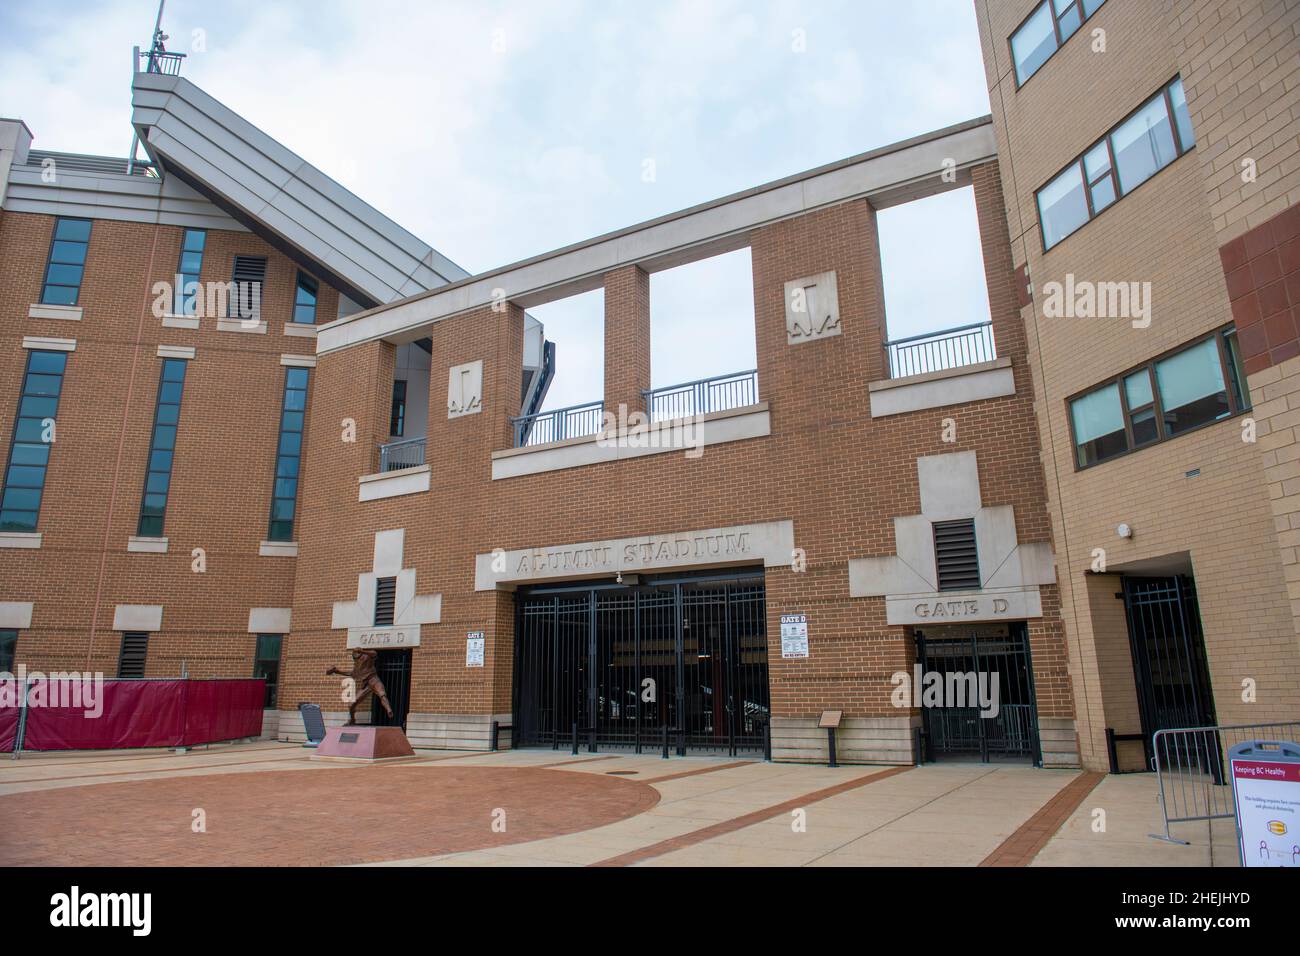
[{"left": 1150, "top": 720, "right": 1300, "bottom": 843}]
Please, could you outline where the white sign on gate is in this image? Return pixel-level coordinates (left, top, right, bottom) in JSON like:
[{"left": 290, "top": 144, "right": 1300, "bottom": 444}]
[
  {"left": 1230, "top": 743, "right": 1300, "bottom": 867},
  {"left": 780, "top": 613, "right": 809, "bottom": 659},
  {"left": 465, "top": 631, "right": 485, "bottom": 668}
]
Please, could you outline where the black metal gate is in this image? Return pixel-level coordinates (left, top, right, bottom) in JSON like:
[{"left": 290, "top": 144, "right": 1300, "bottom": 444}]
[
  {"left": 915, "top": 622, "right": 1040, "bottom": 764},
  {"left": 371, "top": 649, "right": 412, "bottom": 730},
  {"left": 514, "top": 573, "right": 769, "bottom": 754},
  {"left": 1121, "top": 575, "right": 1216, "bottom": 739}
]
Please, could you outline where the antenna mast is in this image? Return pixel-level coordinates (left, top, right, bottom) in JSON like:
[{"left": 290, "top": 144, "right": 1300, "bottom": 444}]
[{"left": 127, "top": 0, "right": 170, "bottom": 175}]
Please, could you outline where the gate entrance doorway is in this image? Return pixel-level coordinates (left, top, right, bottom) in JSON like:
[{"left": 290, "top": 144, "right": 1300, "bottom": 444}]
[
  {"left": 915, "top": 622, "right": 1040, "bottom": 764},
  {"left": 371, "top": 648, "right": 412, "bottom": 730},
  {"left": 514, "top": 572, "right": 769, "bottom": 754},
  {"left": 1121, "top": 575, "right": 1216, "bottom": 739}
]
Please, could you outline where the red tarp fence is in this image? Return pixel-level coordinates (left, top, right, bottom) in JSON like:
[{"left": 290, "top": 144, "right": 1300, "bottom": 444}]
[{"left": 0, "top": 678, "right": 263, "bottom": 752}]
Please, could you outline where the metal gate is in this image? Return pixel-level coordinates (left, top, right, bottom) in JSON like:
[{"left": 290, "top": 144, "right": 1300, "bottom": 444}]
[
  {"left": 1122, "top": 575, "right": 1216, "bottom": 740},
  {"left": 371, "top": 649, "right": 412, "bottom": 730},
  {"left": 915, "top": 622, "right": 1040, "bottom": 763},
  {"left": 514, "top": 573, "right": 769, "bottom": 754}
]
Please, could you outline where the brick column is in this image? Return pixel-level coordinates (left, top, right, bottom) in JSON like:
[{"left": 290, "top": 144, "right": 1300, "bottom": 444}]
[{"left": 603, "top": 265, "right": 651, "bottom": 417}]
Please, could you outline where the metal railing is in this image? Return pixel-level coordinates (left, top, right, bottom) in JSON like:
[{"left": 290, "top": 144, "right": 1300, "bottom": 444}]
[
  {"left": 510, "top": 399, "right": 604, "bottom": 448},
  {"left": 884, "top": 321, "right": 995, "bottom": 379},
  {"left": 642, "top": 369, "right": 758, "bottom": 422},
  {"left": 1149, "top": 720, "right": 1300, "bottom": 843},
  {"left": 379, "top": 436, "right": 426, "bottom": 472},
  {"left": 137, "top": 49, "right": 186, "bottom": 75}
]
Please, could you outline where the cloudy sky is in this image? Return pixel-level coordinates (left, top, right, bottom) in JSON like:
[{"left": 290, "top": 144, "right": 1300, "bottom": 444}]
[{"left": 0, "top": 0, "right": 994, "bottom": 410}]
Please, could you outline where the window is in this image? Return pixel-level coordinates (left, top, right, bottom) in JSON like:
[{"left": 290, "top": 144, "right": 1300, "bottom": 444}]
[
  {"left": 1, "top": 350, "right": 68, "bottom": 532},
  {"left": 117, "top": 632, "right": 149, "bottom": 678},
  {"left": 1037, "top": 77, "right": 1195, "bottom": 250},
  {"left": 390, "top": 379, "right": 407, "bottom": 437},
  {"left": 137, "top": 358, "right": 188, "bottom": 537},
  {"left": 1069, "top": 328, "right": 1248, "bottom": 468},
  {"left": 267, "top": 367, "right": 309, "bottom": 542},
  {"left": 293, "top": 271, "right": 318, "bottom": 324},
  {"left": 254, "top": 634, "right": 283, "bottom": 708},
  {"left": 175, "top": 229, "right": 206, "bottom": 316},
  {"left": 42, "top": 218, "right": 92, "bottom": 305},
  {"left": 0, "top": 630, "right": 15, "bottom": 674},
  {"left": 1010, "top": 0, "right": 1106, "bottom": 86},
  {"left": 374, "top": 577, "right": 396, "bottom": 626},
  {"left": 231, "top": 255, "right": 267, "bottom": 321},
  {"left": 934, "top": 519, "right": 980, "bottom": 591}
]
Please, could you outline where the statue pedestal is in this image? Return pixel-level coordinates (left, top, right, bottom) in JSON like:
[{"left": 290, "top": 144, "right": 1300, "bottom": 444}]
[{"left": 313, "top": 725, "right": 415, "bottom": 761}]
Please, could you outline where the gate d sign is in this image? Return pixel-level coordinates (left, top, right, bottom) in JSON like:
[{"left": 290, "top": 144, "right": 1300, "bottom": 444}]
[
  {"left": 1229, "top": 740, "right": 1300, "bottom": 867},
  {"left": 780, "top": 614, "right": 809, "bottom": 659}
]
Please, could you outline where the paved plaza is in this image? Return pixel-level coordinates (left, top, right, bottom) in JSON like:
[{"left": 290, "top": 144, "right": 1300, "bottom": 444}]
[{"left": 0, "top": 742, "right": 1241, "bottom": 867}]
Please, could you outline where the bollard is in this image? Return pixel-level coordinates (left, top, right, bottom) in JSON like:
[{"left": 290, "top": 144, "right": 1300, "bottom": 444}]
[
  {"left": 661, "top": 722, "right": 669, "bottom": 759},
  {"left": 588, "top": 726, "right": 597, "bottom": 754},
  {"left": 763, "top": 720, "right": 772, "bottom": 762},
  {"left": 571, "top": 721, "right": 579, "bottom": 756},
  {"left": 827, "top": 726, "right": 838, "bottom": 768},
  {"left": 491, "top": 720, "right": 499, "bottom": 752}
]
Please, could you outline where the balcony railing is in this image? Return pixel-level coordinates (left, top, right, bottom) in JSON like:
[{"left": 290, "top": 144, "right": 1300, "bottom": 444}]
[
  {"left": 884, "top": 321, "right": 995, "bottom": 379},
  {"left": 643, "top": 369, "right": 758, "bottom": 422},
  {"left": 510, "top": 399, "right": 604, "bottom": 448},
  {"left": 136, "top": 49, "right": 186, "bottom": 75},
  {"left": 379, "top": 436, "right": 426, "bottom": 472}
]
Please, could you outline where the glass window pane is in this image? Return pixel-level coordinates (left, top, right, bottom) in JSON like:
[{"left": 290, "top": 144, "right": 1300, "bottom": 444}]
[
  {"left": 1071, "top": 382, "right": 1128, "bottom": 466},
  {"left": 1038, "top": 163, "right": 1090, "bottom": 249},
  {"left": 137, "top": 514, "right": 163, "bottom": 537},
  {"left": 1168, "top": 77, "right": 1195, "bottom": 151},
  {"left": 276, "top": 457, "right": 300, "bottom": 478},
  {"left": 274, "top": 477, "right": 297, "bottom": 500},
  {"left": 1089, "top": 175, "right": 1116, "bottom": 213},
  {"left": 10, "top": 443, "right": 50, "bottom": 467},
  {"left": 159, "top": 381, "right": 183, "bottom": 404},
  {"left": 280, "top": 410, "right": 304, "bottom": 434},
  {"left": 1124, "top": 369, "right": 1153, "bottom": 409},
  {"left": 293, "top": 304, "right": 316, "bottom": 324},
  {"left": 152, "top": 424, "right": 177, "bottom": 450},
  {"left": 162, "top": 360, "right": 187, "bottom": 382},
  {"left": 1082, "top": 0, "right": 1105, "bottom": 14},
  {"left": 1224, "top": 330, "right": 1250, "bottom": 410},
  {"left": 1130, "top": 406, "right": 1159, "bottom": 447},
  {"left": 284, "top": 389, "right": 306, "bottom": 411},
  {"left": 1156, "top": 338, "right": 1229, "bottom": 435},
  {"left": 0, "top": 510, "right": 38, "bottom": 532},
  {"left": 18, "top": 395, "right": 57, "bottom": 419},
  {"left": 1111, "top": 94, "right": 1178, "bottom": 195},
  {"left": 141, "top": 494, "right": 167, "bottom": 516},
  {"left": 26, "top": 373, "right": 63, "bottom": 397},
  {"left": 1055, "top": 2, "right": 1081, "bottom": 40},
  {"left": 1012, "top": 3, "right": 1057, "bottom": 84},
  {"left": 149, "top": 450, "right": 173, "bottom": 472},
  {"left": 27, "top": 352, "right": 67, "bottom": 375},
  {"left": 14, "top": 418, "right": 49, "bottom": 443},
  {"left": 146, "top": 471, "right": 170, "bottom": 494},
  {"left": 44, "top": 263, "right": 83, "bottom": 286},
  {"left": 278, "top": 432, "right": 302, "bottom": 456},
  {"left": 286, "top": 368, "right": 309, "bottom": 390},
  {"left": 50, "top": 240, "right": 87, "bottom": 264},
  {"left": 267, "top": 519, "right": 293, "bottom": 542},
  {"left": 179, "top": 251, "right": 203, "bottom": 274},
  {"left": 183, "top": 229, "right": 206, "bottom": 252},
  {"left": 54, "top": 219, "right": 91, "bottom": 242},
  {"left": 271, "top": 498, "right": 296, "bottom": 521},
  {"left": 1, "top": 487, "right": 42, "bottom": 512},
  {"left": 6, "top": 464, "right": 46, "bottom": 487},
  {"left": 41, "top": 284, "right": 78, "bottom": 306},
  {"left": 155, "top": 403, "right": 179, "bottom": 425}
]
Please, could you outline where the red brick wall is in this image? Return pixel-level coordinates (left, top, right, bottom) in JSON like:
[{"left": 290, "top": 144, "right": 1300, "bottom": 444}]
[
  {"left": 0, "top": 210, "right": 337, "bottom": 679},
  {"left": 1222, "top": 204, "right": 1300, "bottom": 374},
  {"left": 603, "top": 265, "right": 651, "bottom": 414}
]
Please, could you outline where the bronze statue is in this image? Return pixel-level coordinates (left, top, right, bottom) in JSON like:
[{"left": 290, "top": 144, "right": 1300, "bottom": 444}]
[{"left": 326, "top": 648, "right": 394, "bottom": 725}]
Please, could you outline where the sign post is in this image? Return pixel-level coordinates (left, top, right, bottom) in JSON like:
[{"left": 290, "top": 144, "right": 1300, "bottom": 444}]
[{"left": 1228, "top": 739, "right": 1300, "bottom": 867}]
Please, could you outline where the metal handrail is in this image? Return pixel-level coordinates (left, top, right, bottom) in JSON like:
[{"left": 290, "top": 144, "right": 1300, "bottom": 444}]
[
  {"left": 378, "top": 435, "right": 426, "bottom": 472},
  {"left": 642, "top": 369, "right": 758, "bottom": 422},
  {"left": 138, "top": 49, "right": 186, "bottom": 75},
  {"left": 510, "top": 399, "right": 604, "bottom": 448},
  {"left": 883, "top": 320, "right": 995, "bottom": 378}
]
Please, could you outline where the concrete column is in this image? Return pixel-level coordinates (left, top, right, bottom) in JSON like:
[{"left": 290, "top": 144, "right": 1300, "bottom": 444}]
[{"left": 603, "top": 265, "right": 651, "bottom": 418}]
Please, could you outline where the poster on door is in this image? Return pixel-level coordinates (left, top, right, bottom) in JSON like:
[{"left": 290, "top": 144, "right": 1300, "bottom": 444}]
[
  {"left": 465, "top": 631, "right": 485, "bottom": 668},
  {"left": 780, "top": 614, "right": 809, "bottom": 659},
  {"left": 1231, "top": 755, "right": 1300, "bottom": 867}
]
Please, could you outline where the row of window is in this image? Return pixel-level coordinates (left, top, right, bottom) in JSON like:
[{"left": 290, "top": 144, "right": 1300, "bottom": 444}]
[
  {"left": 1010, "top": 0, "right": 1106, "bottom": 86},
  {"left": 1070, "top": 328, "right": 1249, "bottom": 469},
  {"left": 0, "top": 630, "right": 283, "bottom": 708},
  {"left": 0, "top": 351, "right": 310, "bottom": 542},
  {"left": 42, "top": 219, "right": 319, "bottom": 324},
  {"left": 1037, "top": 76, "right": 1195, "bottom": 251}
]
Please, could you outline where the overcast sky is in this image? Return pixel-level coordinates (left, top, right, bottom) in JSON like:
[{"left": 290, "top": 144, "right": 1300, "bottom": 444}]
[{"left": 0, "top": 0, "right": 994, "bottom": 410}]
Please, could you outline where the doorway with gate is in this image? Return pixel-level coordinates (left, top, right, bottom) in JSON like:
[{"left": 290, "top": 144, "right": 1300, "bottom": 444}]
[
  {"left": 370, "top": 648, "right": 412, "bottom": 730},
  {"left": 513, "top": 571, "right": 770, "bottom": 755},
  {"left": 914, "top": 622, "right": 1041, "bottom": 765}
]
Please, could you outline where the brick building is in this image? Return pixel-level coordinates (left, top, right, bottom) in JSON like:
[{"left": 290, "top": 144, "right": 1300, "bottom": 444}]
[{"left": 2, "top": 6, "right": 1296, "bottom": 770}]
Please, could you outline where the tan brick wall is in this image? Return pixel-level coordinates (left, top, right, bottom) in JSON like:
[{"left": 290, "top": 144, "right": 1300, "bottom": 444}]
[
  {"left": 976, "top": 0, "right": 1300, "bottom": 769},
  {"left": 0, "top": 210, "right": 338, "bottom": 684}
]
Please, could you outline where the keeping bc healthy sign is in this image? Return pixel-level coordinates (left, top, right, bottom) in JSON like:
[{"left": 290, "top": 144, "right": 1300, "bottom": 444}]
[{"left": 1230, "top": 742, "right": 1300, "bottom": 867}]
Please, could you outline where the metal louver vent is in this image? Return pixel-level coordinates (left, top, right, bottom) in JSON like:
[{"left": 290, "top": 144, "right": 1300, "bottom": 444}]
[
  {"left": 934, "top": 519, "right": 980, "bottom": 591},
  {"left": 374, "top": 577, "right": 397, "bottom": 626},
  {"left": 231, "top": 256, "right": 266, "bottom": 319},
  {"left": 117, "top": 631, "right": 149, "bottom": 678}
]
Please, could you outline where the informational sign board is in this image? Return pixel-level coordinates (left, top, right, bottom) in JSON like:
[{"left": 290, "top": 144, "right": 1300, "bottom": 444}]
[
  {"left": 1229, "top": 740, "right": 1300, "bottom": 867},
  {"left": 347, "top": 625, "right": 420, "bottom": 649},
  {"left": 780, "top": 614, "right": 809, "bottom": 659},
  {"left": 465, "top": 631, "right": 485, "bottom": 668}
]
